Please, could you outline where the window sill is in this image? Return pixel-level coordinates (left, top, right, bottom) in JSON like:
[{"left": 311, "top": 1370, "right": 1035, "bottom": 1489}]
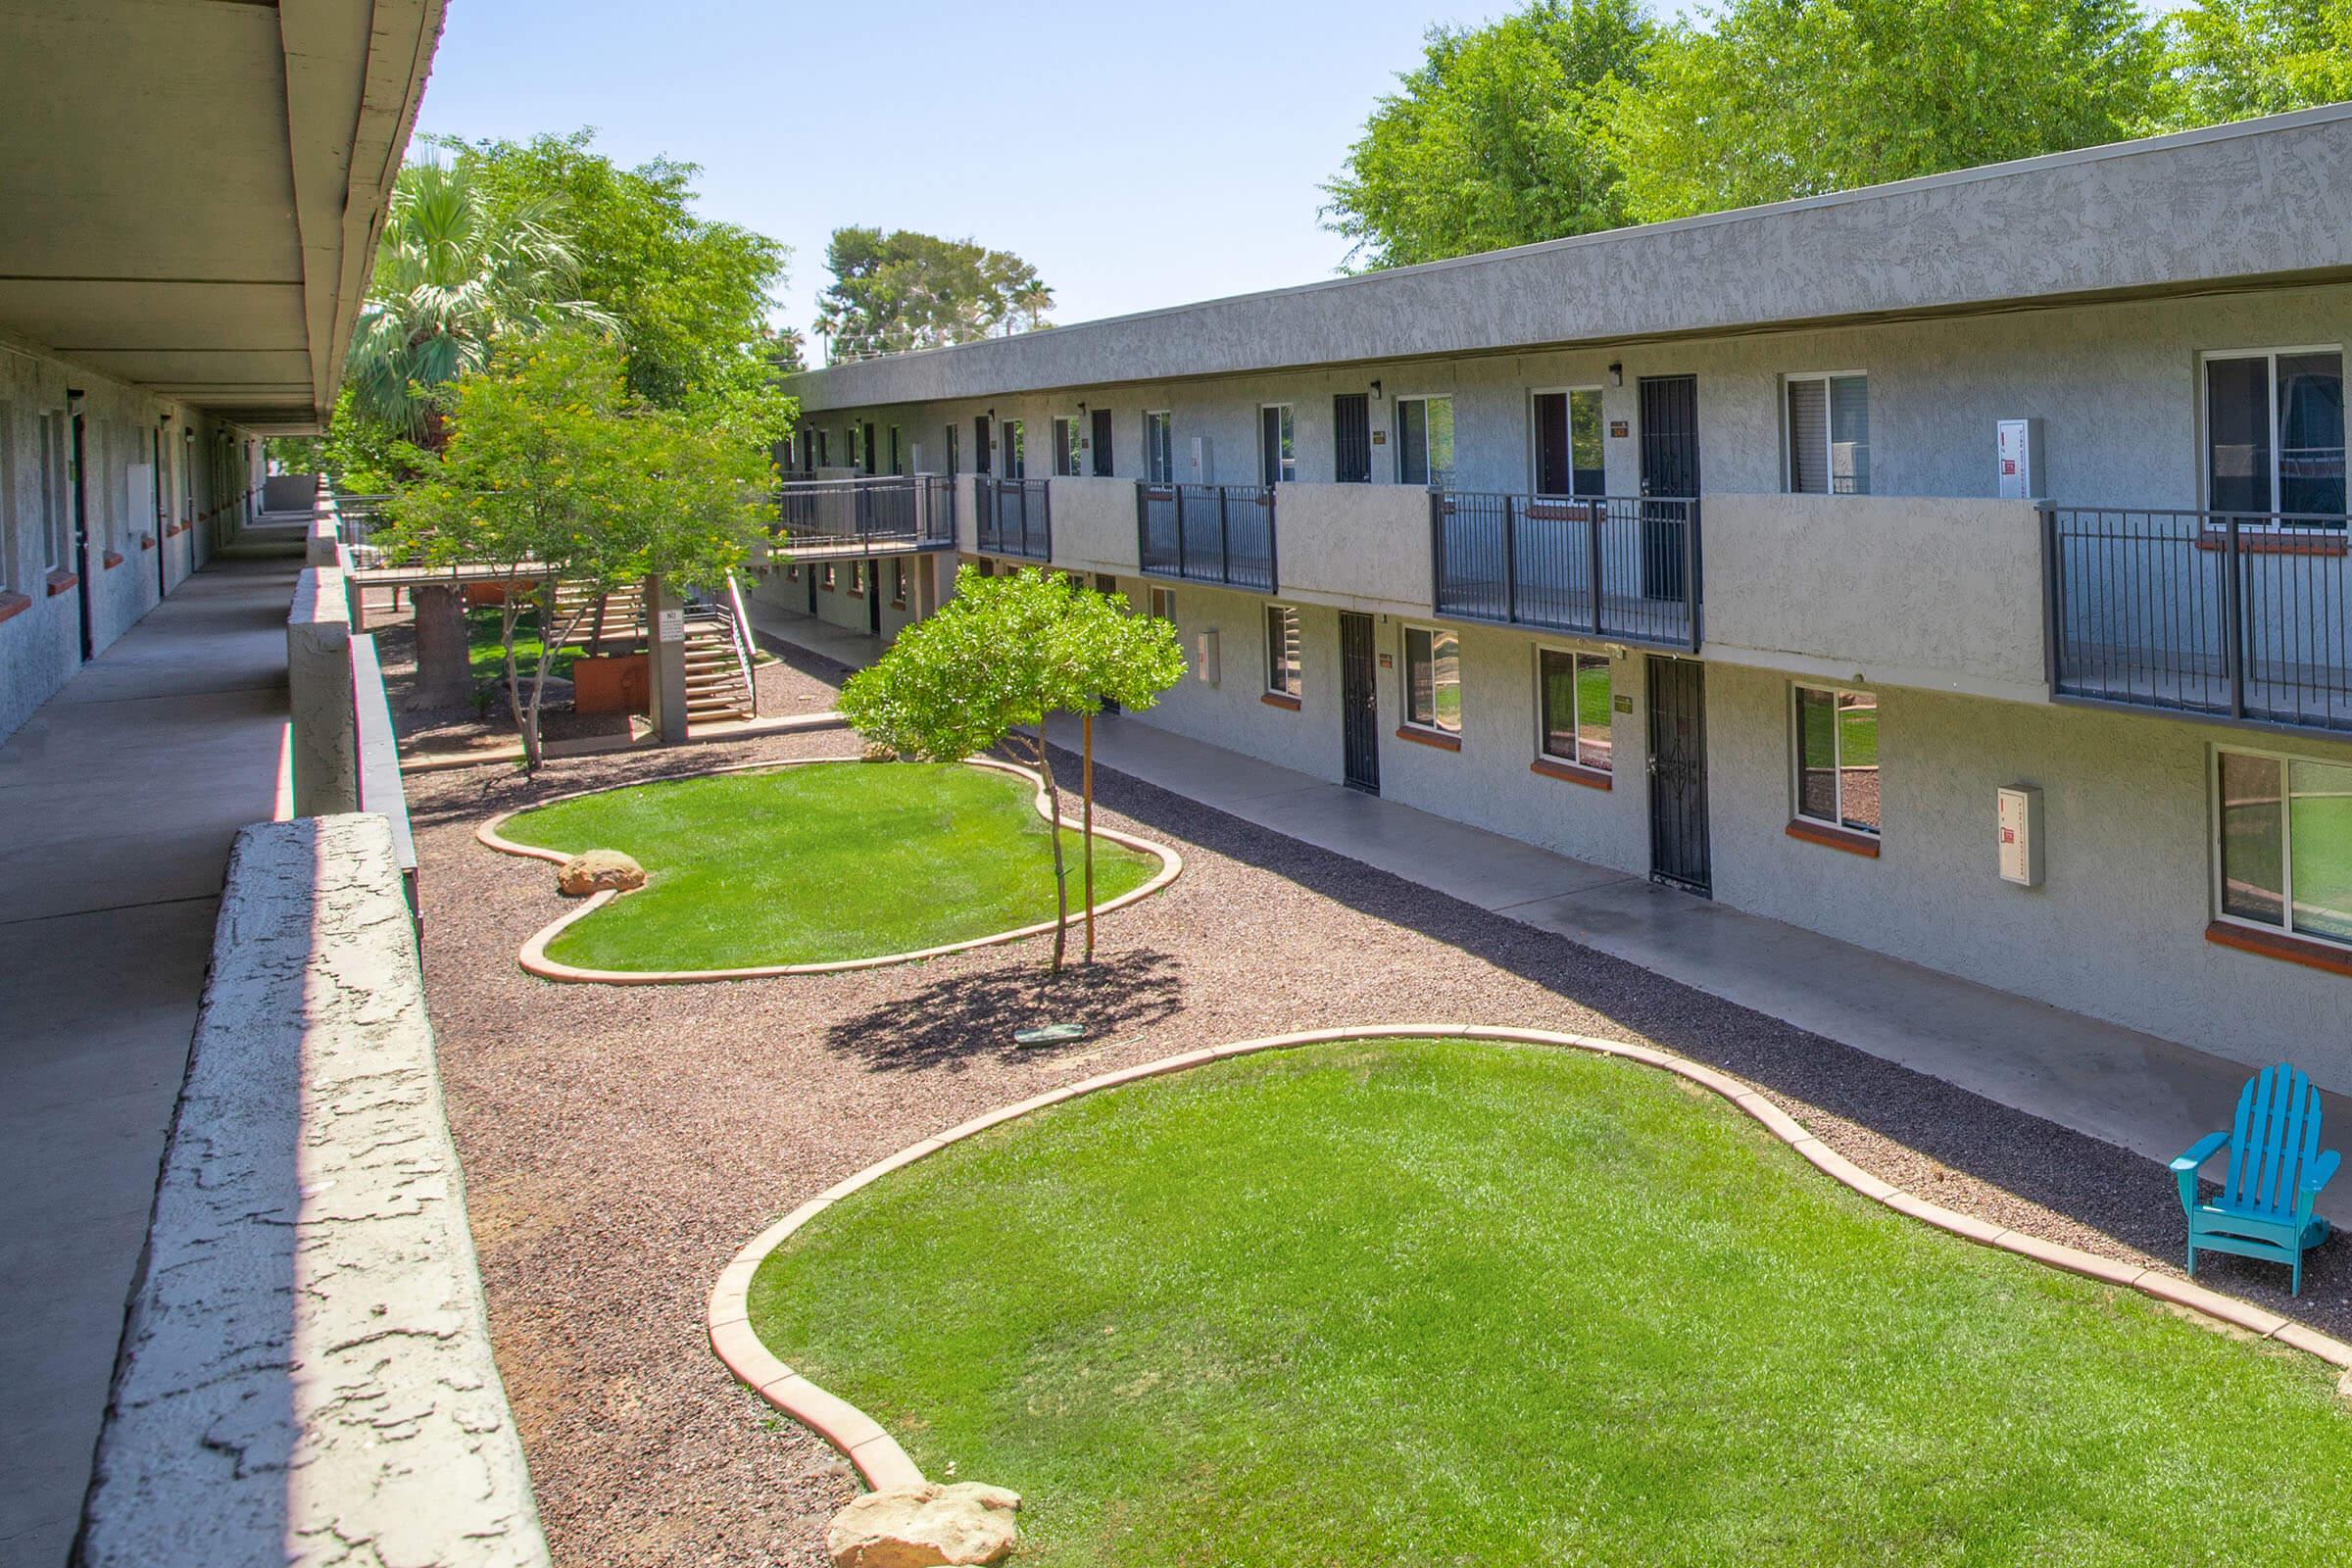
[
  {"left": 890, "top": 599, "right": 907, "bottom": 612},
  {"left": 0, "top": 591, "right": 29, "bottom": 626},
  {"left": 1786, "top": 817, "right": 1881, "bottom": 858},
  {"left": 102, "top": 551, "right": 124, "bottom": 570},
  {"left": 164, "top": 521, "right": 185, "bottom": 537},
  {"left": 2204, "top": 920, "right": 2352, "bottom": 978},
  {"left": 1531, "top": 757, "right": 1611, "bottom": 790},
  {"left": 2194, "top": 530, "right": 2348, "bottom": 557},
  {"left": 1261, "top": 692, "right": 1301, "bottom": 710},
  {"left": 1396, "top": 724, "right": 1461, "bottom": 753},
  {"left": 45, "top": 568, "right": 78, "bottom": 597},
  {"left": 139, "top": 533, "right": 157, "bottom": 551}
]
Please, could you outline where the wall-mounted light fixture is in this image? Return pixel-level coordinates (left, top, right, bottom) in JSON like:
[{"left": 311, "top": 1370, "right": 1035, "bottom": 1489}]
[
  {"left": 1608, "top": 363, "right": 1623, "bottom": 388},
  {"left": 1370, "top": 379, "right": 1383, "bottom": 400}
]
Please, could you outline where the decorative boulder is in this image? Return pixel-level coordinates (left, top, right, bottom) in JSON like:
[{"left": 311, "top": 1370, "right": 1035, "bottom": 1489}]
[
  {"left": 556, "top": 850, "right": 646, "bottom": 897},
  {"left": 826, "top": 1482, "right": 1020, "bottom": 1568},
  {"left": 860, "top": 741, "right": 900, "bottom": 763}
]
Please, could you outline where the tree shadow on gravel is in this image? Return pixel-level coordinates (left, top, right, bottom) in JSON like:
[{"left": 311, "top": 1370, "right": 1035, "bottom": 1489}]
[
  {"left": 822, "top": 948, "right": 1188, "bottom": 1073},
  {"left": 1054, "top": 743, "right": 2352, "bottom": 1334}
]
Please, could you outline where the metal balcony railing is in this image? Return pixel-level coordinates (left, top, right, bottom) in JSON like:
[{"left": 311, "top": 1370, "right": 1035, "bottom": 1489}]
[
  {"left": 1431, "top": 491, "right": 1701, "bottom": 651},
  {"left": 974, "top": 476, "right": 1052, "bottom": 561},
  {"left": 774, "top": 474, "right": 955, "bottom": 554},
  {"left": 2044, "top": 507, "right": 2352, "bottom": 734},
  {"left": 1135, "top": 483, "right": 1278, "bottom": 592}
]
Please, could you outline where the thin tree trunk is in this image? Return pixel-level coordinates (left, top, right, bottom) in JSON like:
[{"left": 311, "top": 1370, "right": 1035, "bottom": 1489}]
[
  {"left": 407, "top": 583, "right": 471, "bottom": 710},
  {"left": 1083, "top": 711, "right": 1096, "bottom": 963},
  {"left": 521, "top": 597, "right": 599, "bottom": 774},
  {"left": 1030, "top": 736, "right": 1069, "bottom": 973}
]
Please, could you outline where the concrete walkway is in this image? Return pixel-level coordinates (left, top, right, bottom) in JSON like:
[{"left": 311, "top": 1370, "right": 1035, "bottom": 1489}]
[
  {"left": 735, "top": 613, "right": 2343, "bottom": 1226},
  {"left": 0, "top": 559, "right": 294, "bottom": 1567}
]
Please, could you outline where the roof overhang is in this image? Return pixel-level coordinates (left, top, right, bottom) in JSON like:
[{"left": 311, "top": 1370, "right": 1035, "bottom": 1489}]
[
  {"left": 786, "top": 103, "right": 2352, "bottom": 413},
  {"left": 0, "top": 0, "right": 444, "bottom": 434}
]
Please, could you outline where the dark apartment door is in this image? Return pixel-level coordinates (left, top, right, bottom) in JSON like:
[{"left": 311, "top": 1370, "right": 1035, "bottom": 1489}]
[
  {"left": 974, "top": 416, "right": 992, "bottom": 475},
  {"left": 154, "top": 430, "right": 169, "bottom": 596},
  {"left": 945, "top": 422, "right": 959, "bottom": 477},
  {"left": 1339, "top": 611, "right": 1380, "bottom": 795},
  {"left": 1095, "top": 573, "right": 1121, "bottom": 712},
  {"left": 868, "top": 566, "right": 883, "bottom": 633},
  {"left": 1333, "top": 393, "right": 1371, "bottom": 483},
  {"left": 1091, "top": 408, "right": 1113, "bottom": 476},
  {"left": 70, "top": 410, "right": 93, "bottom": 660},
  {"left": 1534, "top": 392, "right": 1573, "bottom": 495},
  {"left": 1645, "top": 655, "right": 1711, "bottom": 895},
  {"left": 1638, "top": 375, "right": 1698, "bottom": 601}
]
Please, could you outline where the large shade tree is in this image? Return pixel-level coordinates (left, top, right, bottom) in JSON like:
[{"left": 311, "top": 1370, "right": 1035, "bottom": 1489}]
[
  {"left": 816, "top": 228, "right": 1052, "bottom": 359},
  {"left": 837, "top": 567, "right": 1183, "bottom": 971},
  {"left": 2167, "top": 0, "right": 2352, "bottom": 122},
  {"left": 1323, "top": 0, "right": 1655, "bottom": 270},
  {"left": 346, "top": 158, "right": 616, "bottom": 443},
  {"left": 380, "top": 331, "right": 776, "bottom": 768}
]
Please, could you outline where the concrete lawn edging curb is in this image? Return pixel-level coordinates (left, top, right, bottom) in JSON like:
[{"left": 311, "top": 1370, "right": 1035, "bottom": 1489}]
[
  {"left": 710, "top": 1022, "right": 2352, "bottom": 1494},
  {"left": 478, "top": 754, "right": 1183, "bottom": 985}
]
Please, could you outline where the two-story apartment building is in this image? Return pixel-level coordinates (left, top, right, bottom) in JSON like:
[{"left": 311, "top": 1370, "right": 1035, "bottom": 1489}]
[{"left": 771, "top": 106, "right": 2352, "bottom": 1091}]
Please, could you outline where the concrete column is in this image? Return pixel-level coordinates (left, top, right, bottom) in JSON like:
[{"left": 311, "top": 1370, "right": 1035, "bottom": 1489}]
[
  {"left": 286, "top": 566, "right": 358, "bottom": 814},
  {"left": 644, "top": 573, "right": 689, "bottom": 744}
]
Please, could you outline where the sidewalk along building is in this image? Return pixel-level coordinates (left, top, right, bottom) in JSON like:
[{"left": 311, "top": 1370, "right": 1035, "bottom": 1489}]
[
  {"left": 778, "top": 105, "right": 2352, "bottom": 1093},
  {"left": 0, "top": 3, "right": 432, "bottom": 741}
]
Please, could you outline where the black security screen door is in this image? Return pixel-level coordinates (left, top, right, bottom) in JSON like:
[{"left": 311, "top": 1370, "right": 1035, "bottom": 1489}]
[
  {"left": 1646, "top": 655, "right": 1710, "bottom": 895},
  {"left": 1639, "top": 375, "right": 1699, "bottom": 600},
  {"left": 1340, "top": 611, "right": 1380, "bottom": 795},
  {"left": 1091, "top": 408, "right": 1113, "bottom": 476},
  {"left": 1535, "top": 392, "right": 1572, "bottom": 495},
  {"left": 974, "top": 416, "right": 992, "bottom": 475},
  {"left": 1334, "top": 393, "right": 1371, "bottom": 483}
]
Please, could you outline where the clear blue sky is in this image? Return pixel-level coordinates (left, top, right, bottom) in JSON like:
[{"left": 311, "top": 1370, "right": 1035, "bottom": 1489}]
[{"left": 409, "top": 1, "right": 1638, "bottom": 346}]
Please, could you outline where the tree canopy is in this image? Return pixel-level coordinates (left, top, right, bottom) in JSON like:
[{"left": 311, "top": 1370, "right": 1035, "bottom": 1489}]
[
  {"left": 1323, "top": 0, "right": 1654, "bottom": 270},
  {"left": 838, "top": 567, "right": 1183, "bottom": 969},
  {"left": 381, "top": 330, "right": 776, "bottom": 766},
  {"left": 1325, "top": 0, "right": 2346, "bottom": 267},
  {"left": 815, "top": 228, "right": 1053, "bottom": 360}
]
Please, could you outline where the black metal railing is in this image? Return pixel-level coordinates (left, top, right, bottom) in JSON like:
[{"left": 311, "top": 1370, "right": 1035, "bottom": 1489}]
[
  {"left": 1135, "top": 483, "right": 1278, "bottom": 592},
  {"left": 774, "top": 474, "right": 955, "bottom": 553},
  {"left": 2044, "top": 507, "right": 2352, "bottom": 734},
  {"left": 974, "top": 476, "right": 1053, "bottom": 561},
  {"left": 1431, "top": 492, "right": 1700, "bottom": 651}
]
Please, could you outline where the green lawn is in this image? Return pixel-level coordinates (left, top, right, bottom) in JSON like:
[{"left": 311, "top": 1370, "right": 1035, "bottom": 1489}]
[
  {"left": 466, "top": 606, "right": 577, "bottom": 700},
  {"left": 750, "top": 1039, "right": 2352, "bottom": 1567},
  {"left": 497, "top": 761, "right": 1159, "bottom": 969}
]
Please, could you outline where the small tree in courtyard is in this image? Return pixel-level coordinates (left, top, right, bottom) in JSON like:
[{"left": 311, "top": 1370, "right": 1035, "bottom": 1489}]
[
  {"left": 838, "top": 566, "right": 1185, "bottom": 971},
  {"left": 380, "top": 330, "right": 779, "bottom": 769}
]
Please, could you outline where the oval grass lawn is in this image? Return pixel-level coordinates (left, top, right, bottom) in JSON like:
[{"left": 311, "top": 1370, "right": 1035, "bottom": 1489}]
[
  {"left": 748, "top": 1038, "right": 2352, "bottom": 1567},
  {"left": 496, "top": 761, "right": 1160, "bottom": 970}
]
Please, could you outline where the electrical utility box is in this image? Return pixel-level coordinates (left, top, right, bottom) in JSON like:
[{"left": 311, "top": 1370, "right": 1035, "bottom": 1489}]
[
  {"left": 1996, "top": 417, "right": 2044, "bottom": 501},
  {"left": 1189, "top": 435, "right": 1215, "bottom": 484},
  {"left": 1196, "top": 629, "right": 1220, "bottom": 686},
  {"left": 1997, "top": 785, "right": 2043, "bottom": 887}
]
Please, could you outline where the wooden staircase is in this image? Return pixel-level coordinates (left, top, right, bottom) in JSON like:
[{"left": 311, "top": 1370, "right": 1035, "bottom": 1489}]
[
  {"left": 682, "top": 612, "right": 755, "bottom": 725},
  {"left": 552, "top": 580, "right": 646, "bottom": 648}
]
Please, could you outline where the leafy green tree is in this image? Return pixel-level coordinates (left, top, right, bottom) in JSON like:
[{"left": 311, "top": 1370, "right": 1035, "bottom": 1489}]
[
  {"left": 1324, "top": 0, "right": 1656, "bottom": 270},
  {"left": 267, "top": 389, "right": 411, "bottom": 490},
  {"left": 450, "top": 131, "right": 791, "bottom": 424},
  {"left": 347, "top": 158, "right": 617, "bottom": 442},
  {"left": 2167, "top": 0, "right": 2352, "bottom": 122},
  {"left": 837, "top": 567, "right": 1184, "bottom": 970},
  {"left": 818, "top": 228, "right": 1051, "bottom": 358},
  {"left": 1606, "top": 0, "right": 2169, "bottom": 222},
  {"left": 381, "top": 331, "right": 776, "bottom": 768}
]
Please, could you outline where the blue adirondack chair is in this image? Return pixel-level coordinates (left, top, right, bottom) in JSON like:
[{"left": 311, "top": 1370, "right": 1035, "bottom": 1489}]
[{"left": 2172, "top": 1062, "right": 2339, "bottom": 1296}]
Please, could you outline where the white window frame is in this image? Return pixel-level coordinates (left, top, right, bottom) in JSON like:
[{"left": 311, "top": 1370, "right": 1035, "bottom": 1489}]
[
  {"left": 2210, "top": 741, "right": 2352, "bottom": 952},
  {"left": 1149, "top": 585, "right": 1175, "bottom": 621},
  {"left": 1259, "top": 402, "right": 1297, "bottom": 485},
  {"left": 2198, "top": 345, "right": 2346, "bottom": 521},
  {"left": 1790, "top": 683, "right": 1880, "bottom": 837},
  {"left": 40, "top": 411, "right": 69, "bottom": 570},
  {"left": 0, "top": 404, "right": 16, "bottom": 595},
  {"left": 1264, "top": 602, "right": 1301, "bottom": 699},
  {"left": 1534, "top": 643, "right": 1613, "bottom": 775},
  {"left": 1144, "top": 411, "right": 1174, "bottom": 484},
  {"left": 1782, "top": 370, "right": 1870, "bottom": 497},
  {"left": 1527, "top": 385, "right": 1607, "bottom": 499},
  {"left": 1401, "top": 621, "right": 1461, "bottom": 737},
  {"left": 1394, "top": 394, "right": 1454, "bottom": 489}
]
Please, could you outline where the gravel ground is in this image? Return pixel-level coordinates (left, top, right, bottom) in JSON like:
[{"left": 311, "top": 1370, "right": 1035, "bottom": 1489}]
[{"left": 410, "top": 716, "right": 2352, "bottom": 1568}]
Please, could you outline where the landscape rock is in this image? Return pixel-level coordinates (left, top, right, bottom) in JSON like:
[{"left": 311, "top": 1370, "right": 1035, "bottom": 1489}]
[
  {"left": 860, "top": 741, "right": 900, "bottom": 762},
  {"left": 556, "top": 850, "right": 646, "bottom": 897},
  {"left": 826, "top": 1482, "right": 1020, "bottom": 1567}
]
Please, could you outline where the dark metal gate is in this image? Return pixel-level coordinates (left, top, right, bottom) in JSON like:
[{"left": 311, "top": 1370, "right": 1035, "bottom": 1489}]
[
  {"left": 1645, "top": 655, "right": 1710, "bottom": 895},
  {"left": 1340, "top": 611, "right": 1380, "bottom": 795},
  {"left": 1333, "top": 393, "right": 1371, "bottom": 483},
  {"left": 1639, "top": 375, "right": 1699, "bottom": 602}
]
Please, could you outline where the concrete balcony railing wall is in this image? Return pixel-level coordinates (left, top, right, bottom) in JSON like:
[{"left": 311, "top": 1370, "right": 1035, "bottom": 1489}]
[
  {"left": 1699, "top": 494, "right": 2052, "bottom": 705},
  {"left": 1042, "top": 476, "right": 1140, "bottom": 575}
]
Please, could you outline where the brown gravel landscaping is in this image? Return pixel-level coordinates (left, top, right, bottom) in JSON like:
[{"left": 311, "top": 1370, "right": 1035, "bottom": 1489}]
[{"left": 407, "top": 707, "right": 2352, "bottom": 1567}]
